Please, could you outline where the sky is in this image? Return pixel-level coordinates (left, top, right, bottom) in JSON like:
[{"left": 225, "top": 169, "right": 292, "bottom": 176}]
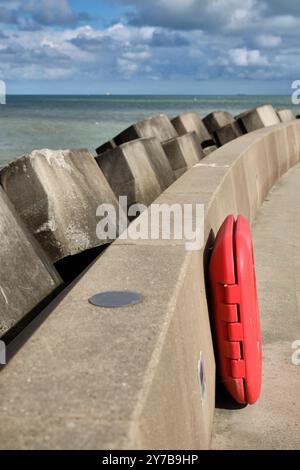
[{"left": 0, "top": 0, "right": 299, "bottom": 95}]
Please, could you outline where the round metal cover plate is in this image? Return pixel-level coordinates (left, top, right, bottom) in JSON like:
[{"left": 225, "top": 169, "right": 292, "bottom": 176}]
[{"left": 88, "top": 291, "right": 143, "bottom": 308}]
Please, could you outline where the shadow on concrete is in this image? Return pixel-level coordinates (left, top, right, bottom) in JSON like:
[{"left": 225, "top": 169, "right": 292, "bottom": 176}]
[
  {"left": 55, "top": 244, "right": 107, "bottom": 284},
  {"left": 215, "top": 378, "right": 247, "bottom": 410},
  {"left": 202, "top": 228, "right": 217, "bottom": 358}
]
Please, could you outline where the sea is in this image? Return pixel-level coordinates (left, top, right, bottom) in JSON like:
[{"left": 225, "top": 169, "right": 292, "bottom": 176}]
[{"left": 0, "top": 95, "right": 299, "bottom": 167}]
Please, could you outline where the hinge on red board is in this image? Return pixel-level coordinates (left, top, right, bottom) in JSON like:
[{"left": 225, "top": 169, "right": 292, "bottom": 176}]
[
  {"left": 224, "top": 341, "right": 241, "bottom": 360},
  {"left": 220, "top": 303, "right": 239, "bottom": 322},
  {"left": 227, "top": 322, "right": 243, "bottom": 341},
  {"left": 222, "top": 284, "right": 240, "bottom": 305}
]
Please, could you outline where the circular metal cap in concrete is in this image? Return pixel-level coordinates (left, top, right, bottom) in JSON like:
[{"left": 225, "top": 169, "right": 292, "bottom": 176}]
[{"left": 88, "top": 291, "right": 143, "bottom": 308}]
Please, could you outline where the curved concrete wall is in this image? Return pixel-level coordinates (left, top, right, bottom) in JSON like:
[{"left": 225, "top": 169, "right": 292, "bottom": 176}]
[{"left": 1, "top": 120, "right": 300, "bottom": 450}]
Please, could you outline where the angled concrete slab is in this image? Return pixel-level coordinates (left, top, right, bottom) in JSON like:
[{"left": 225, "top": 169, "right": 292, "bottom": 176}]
[
  {"left": 113, "top": 114, "right": 178, "bottom": 146},
  {"left": 214, "top": 121, "right": 243, "bottom": 146},
  {"left": 161, "top": 132, "right": 204, "bottom": 178},
  {"left": 96, "top": 139, "right": 116, "bottom": 156},
  {"left": 0, "top": 187, "right": 62, "bottom": 341},
  {"left": 203, "top": 111, "right": 235, "bottom": 135},
  {"left": 277, "top": 108, "right": 296, "bottom": 123},
  {"left": 0, "top": 149, "right": 121, "bottom": 263},
  {"left": 236, "top": 105, "right": 280, "bottom": 133},
  {"left": 96, "top": 137, "right": 175, "bottom": 207},
  {"left": 171, "top": 112, "right": 213, "bottom": 148}
]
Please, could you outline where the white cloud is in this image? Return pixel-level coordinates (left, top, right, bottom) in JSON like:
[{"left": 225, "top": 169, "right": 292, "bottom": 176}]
[
  {"left": 206, "top": 0, "right": 264, "bottom": 31},
  {"left": 264, "top": 14, "right": 300, "bottom": 29},
  {"left": 1, "top": 2, "right": 299, "bottom": 85},
  {"left": 117, "top": 58, "right": 139, "bottom": 76},
  {"left": 229, "top": 48, "right": 269, "bottom": 66},
  {"left": 256, "top": 34, "right": 282, "bottom": 48},
  {"left": 122, "top": 51, "right": 152, "bottom": 61}
]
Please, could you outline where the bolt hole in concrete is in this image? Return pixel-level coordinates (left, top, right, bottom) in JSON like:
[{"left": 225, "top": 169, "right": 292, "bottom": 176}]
[{"left": 88, "top": 291, "right": 144, "bottom": 308}]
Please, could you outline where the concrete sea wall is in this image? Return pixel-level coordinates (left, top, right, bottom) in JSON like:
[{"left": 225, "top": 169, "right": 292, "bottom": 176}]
[{"left": 0, "top": 103, "right": 298, "bottom": 449}]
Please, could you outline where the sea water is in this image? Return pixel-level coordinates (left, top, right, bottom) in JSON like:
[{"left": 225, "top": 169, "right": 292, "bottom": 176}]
[{"left": 0, "top": 95, "right": 299, "bottom": 167}]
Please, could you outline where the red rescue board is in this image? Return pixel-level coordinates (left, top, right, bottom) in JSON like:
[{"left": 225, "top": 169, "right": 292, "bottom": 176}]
[{"left": 209, "top": 215, "right": 262, "bottom": 405}]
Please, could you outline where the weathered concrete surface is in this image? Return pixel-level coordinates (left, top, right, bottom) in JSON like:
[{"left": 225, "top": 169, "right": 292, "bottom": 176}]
[
  {"left": 0, "top": 149, "right": 120, "bottom": 263},
  {"left": 96, "top": 137, "right": 175, "bottom": 207},
  {"left": 161, "top": 132, "right": 204, "bottom": 178},
  {"left": 236, "top": 105, "right": 280, "bottom": 133},
  {"left": 0, "top": 120, "right": 300, "bottom": 450},
  {"left": 203, "top": 111, "right": 235, "bottom": 135},
  {"left": 0, "top": 187, "right": 62, "bottom": 340},
  {"left": 212, "top": 163, "right": 300, "bottom": 450},
  {"left": 113, "top": 114, "right": 178, "bottom": 145},
  {"left": 277, "top": 108, "right": 296, "bottom": 123},
  {"left": 96, "top": 139, "right": 116, "bottom": 156},
  {"left": 214, "top": 121, "right": 243, "bottom": 147},
  {"left": 171, "top": 112, "right": 213, "bottom": 148}
]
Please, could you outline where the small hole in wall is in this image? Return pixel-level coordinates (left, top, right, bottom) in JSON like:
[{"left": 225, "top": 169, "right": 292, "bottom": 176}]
[{"left": 198, "top": 351, "right": 207, "bottom": 403}]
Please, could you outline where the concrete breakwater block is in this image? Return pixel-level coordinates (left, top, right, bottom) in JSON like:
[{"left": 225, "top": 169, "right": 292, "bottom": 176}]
[
  {"left": 0, "top": 187, "right": 62, "bottom": 340},
  {"left": 96, "top": 139, "right": 116, "bottom": 156},
  {"left": 113, "top": 113, "right": 178, "bottom": 146},
  {"left": 236, "top": 105, "right": 280, "bottom": 133},
  {"left": 171, "top": 112, "right": 213, "bottom": 148},
  {"left": 214, "top": 121, "right": 243, "bottom": 147},
  {"left": 96, "top": 137, "right": 175, "bottom": 208},
  {"left": 0, "top": 149, "right": 121, "bottom": 263},
  {"left": 161, "top": 132, "right": 204, "bottom": 179},
  {"left": 277, "top": 109, "right": 296, "bottom": 123},
  {"left": 203, "top": 111, "right": 235, "bottom": 135}
]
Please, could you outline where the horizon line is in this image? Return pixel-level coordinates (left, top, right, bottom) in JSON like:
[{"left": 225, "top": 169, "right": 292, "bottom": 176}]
[{"left": 3, "top": 93, "right": 292, "bottom": 97}]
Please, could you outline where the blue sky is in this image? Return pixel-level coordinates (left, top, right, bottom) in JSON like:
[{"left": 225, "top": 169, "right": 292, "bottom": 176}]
[{"left": 0, "top": 0, "right": 299, "bottom": 94}]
